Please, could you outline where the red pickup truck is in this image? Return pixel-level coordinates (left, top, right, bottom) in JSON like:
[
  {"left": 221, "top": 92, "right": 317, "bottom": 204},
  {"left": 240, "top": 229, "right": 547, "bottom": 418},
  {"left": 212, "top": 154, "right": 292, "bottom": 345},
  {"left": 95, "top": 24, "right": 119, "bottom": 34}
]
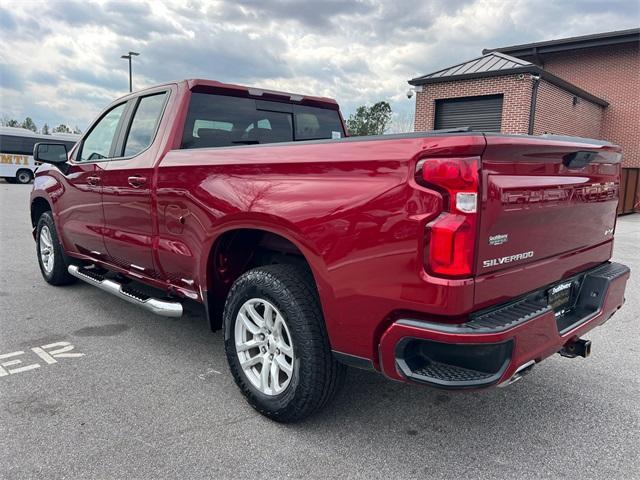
[{"left": 31, "top": 79, "right": 630, "bottom": 422}]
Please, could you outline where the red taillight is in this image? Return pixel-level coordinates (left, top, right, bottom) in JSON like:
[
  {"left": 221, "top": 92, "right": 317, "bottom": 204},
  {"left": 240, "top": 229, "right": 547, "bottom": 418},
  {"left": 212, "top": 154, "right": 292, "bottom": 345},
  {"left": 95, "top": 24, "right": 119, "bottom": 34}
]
[
  {"left": 420, "top": 158, "right": 478, "bottom": 191},
  {"left": 417, "top": 157, "right": 480, "bottom": 277},
  {"left": 425, "top": 213, "right": 476, "bottom": 276}
]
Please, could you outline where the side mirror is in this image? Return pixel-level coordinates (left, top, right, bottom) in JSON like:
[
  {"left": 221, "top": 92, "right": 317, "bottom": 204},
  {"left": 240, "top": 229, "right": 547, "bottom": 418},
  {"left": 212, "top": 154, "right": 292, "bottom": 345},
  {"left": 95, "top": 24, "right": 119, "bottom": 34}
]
[{"left": 33, "top": 143, "right": 68, "bottom": 165}]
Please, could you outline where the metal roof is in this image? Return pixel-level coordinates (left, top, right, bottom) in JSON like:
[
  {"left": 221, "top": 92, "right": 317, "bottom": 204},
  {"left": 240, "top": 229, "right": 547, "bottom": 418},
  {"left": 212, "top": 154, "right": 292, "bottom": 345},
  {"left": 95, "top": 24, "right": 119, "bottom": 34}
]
[
  {"left": 483, "top": 28, "right": 640, "bottom": 56},
  {"left": 408, "top": 52, "right": 608, "bottom": 107},
  {"left": 409, "top": 52, "right": 532, "bottom": 84}
]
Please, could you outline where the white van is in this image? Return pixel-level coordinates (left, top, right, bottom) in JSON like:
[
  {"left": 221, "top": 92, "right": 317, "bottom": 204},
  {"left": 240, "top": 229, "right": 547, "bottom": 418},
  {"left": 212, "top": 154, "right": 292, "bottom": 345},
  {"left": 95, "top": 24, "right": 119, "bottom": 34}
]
[{"left": 0, "top": 127, "right": 80, "bottom": 184}]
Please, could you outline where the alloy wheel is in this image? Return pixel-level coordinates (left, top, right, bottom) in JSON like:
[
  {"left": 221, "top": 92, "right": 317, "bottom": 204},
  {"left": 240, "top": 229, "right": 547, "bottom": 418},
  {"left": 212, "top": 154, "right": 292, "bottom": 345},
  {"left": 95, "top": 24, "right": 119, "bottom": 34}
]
[
  {"left": 39, "top": 225, "right": 55, "bottom": 274},
  {"left": 235, "top": 298, "right": 295, "bottom": 396}
]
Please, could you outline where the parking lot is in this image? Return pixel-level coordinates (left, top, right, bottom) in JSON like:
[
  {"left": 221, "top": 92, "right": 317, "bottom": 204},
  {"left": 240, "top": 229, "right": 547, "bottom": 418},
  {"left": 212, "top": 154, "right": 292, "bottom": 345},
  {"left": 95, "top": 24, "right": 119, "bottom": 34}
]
[{"left": 0, "top": 182, "right": 638, "bottom": 479}]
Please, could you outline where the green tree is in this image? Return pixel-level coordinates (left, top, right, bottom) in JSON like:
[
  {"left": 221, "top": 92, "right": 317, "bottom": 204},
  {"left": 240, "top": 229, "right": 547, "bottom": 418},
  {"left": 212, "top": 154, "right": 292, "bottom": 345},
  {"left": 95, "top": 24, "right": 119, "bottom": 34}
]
[
  {"left": 73, "top": 126, "right": 82, "bottom": 134},
  {"left": 53, "top": 124, "right": 72, "bottom": 134},
  {"left": 42, "top": 123, "right": 50, "bottom": 135},
  {"left": 21, "top": 117, "right": 38, "bottom": 132},
  {"left": 2, "top": 117, "right": 19, "bottom": 127},
  {"left": 346, "top": 101, "right": 392, "bottom": 136}
]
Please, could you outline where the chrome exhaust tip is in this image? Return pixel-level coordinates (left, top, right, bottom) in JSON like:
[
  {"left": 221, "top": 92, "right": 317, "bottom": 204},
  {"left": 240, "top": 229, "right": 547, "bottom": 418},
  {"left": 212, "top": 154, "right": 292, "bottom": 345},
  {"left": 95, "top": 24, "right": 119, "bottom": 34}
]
[{"left": 498, "top": 360, "right": 535, "bottom": 388}]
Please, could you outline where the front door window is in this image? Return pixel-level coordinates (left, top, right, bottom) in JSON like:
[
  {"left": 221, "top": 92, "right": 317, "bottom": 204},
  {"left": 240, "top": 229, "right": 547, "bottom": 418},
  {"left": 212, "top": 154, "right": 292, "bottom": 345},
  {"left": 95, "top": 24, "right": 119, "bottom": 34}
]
[{"left": 80, "top": 103, "right": 126, "bottom": 162}]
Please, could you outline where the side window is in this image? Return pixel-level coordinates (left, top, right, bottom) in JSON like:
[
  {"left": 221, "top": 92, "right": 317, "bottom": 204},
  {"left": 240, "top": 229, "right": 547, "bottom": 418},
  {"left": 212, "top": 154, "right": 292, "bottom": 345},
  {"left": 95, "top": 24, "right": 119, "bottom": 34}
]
[
  {"left": 123, "top": 92, "right": 168, "bottom": 157},
  {"left": 0, "top": 135, "right": 36, "bottom": 155},
  {"left": 80, "top": 103, "right": 126, "bottom": 162}
]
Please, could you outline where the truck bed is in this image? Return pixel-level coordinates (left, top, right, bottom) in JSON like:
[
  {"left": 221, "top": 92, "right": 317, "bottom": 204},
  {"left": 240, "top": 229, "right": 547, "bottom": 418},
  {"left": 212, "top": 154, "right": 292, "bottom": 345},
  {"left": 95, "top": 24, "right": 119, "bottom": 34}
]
[{"left": 155, "top": 131, "right": 622, "bottom": 359}]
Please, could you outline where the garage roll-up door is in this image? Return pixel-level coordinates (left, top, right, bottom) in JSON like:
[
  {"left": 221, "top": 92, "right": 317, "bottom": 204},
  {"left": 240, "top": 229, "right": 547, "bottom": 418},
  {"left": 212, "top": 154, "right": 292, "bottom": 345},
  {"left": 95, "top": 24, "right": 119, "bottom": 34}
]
[{"left": 434, "top": 94, "right": 503, "bottom": 132}]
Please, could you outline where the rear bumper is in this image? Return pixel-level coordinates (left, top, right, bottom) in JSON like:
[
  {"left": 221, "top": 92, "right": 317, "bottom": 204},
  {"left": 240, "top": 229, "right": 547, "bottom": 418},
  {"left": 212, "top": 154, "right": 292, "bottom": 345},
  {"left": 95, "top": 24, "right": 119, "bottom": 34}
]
[{"left": 378, "top": 262, "right": 630, "bottom": 389}]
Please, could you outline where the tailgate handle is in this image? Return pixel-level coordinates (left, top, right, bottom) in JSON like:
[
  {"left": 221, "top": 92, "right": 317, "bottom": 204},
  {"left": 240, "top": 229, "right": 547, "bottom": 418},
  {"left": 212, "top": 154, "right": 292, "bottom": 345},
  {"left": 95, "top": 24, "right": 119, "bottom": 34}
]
[{"left": 563, "top": 151, "right": 597, "bottom": 169}]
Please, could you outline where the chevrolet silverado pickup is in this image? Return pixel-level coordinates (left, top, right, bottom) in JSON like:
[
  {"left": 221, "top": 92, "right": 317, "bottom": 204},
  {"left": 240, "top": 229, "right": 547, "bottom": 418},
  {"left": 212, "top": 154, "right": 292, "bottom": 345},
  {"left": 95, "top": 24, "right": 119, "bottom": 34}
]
[{"left": 30, "top": 79, "right": 630, "bottom": 422}]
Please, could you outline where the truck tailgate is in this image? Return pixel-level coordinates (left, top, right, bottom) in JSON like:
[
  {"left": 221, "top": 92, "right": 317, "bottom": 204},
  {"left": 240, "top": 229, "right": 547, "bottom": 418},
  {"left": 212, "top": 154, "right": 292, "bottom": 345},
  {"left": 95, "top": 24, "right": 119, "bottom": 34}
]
[{"left": 474, "top": 135, "right": 622, "bottom": 307}]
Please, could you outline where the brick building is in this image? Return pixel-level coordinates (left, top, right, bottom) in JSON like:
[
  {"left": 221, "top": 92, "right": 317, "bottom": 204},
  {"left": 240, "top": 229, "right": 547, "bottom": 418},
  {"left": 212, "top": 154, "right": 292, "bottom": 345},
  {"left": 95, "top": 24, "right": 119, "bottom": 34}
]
[{"left": 409, "top": 29, "right": 639, "bottom": 213}]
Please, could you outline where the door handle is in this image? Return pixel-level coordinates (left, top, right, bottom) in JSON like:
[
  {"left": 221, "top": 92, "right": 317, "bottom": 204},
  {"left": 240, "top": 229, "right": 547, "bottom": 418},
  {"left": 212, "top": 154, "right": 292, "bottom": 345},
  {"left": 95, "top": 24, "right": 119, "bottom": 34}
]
[
  {"left": 87, "top": 176, "right": 100, "bottom": 186},
  {"left": 128, "top": 175, "right": 147, "bottom": 188}
]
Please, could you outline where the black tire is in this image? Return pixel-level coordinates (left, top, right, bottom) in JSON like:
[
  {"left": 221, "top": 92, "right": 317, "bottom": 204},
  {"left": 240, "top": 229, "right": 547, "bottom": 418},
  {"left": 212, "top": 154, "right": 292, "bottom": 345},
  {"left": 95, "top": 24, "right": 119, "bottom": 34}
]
[
  {"left": 36, "top": 212, "right": 76, "bottom": 286},
  {"left": 15, "top": 169, "right": 33, "bottom": 184},
  {"left": 223, "top": 264, "right": 345, "bottom": 422}
]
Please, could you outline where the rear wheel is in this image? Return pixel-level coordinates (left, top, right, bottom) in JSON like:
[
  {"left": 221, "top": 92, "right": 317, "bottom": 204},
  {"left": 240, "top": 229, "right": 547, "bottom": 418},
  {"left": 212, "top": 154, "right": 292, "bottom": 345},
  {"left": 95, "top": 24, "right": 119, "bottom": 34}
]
[
  {"left": 36, "top": 212, "right": 76, "bottom": 286},
  {"left": 224, "top": 264, "right": 345, "bottom": 422},
  {"left": 15, "top": 169, "right": 33, "bottom": 184}
]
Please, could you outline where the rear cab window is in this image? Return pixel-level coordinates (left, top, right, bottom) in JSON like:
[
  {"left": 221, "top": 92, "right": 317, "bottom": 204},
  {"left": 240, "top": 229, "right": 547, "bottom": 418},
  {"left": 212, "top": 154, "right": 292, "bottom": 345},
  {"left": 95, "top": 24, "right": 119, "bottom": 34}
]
[{"left": 181, "top": 93, "right": 344, "bottom": 149}]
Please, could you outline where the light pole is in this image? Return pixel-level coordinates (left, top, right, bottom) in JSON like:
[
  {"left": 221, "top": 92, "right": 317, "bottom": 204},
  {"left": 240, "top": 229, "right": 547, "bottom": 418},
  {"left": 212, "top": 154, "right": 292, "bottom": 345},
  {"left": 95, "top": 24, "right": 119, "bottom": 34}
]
[{"left": 120, "top": 51, "right": 140, "bottom": 92}]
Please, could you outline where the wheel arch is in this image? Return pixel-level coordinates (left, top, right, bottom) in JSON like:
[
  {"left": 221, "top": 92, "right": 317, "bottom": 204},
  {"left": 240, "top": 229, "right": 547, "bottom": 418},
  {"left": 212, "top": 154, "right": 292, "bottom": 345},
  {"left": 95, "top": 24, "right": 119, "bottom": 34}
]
[
  {"left": 30, "top": 196, "right": 52, "bottom": 229},
  {"left": 202, "top": 222, "right": 332, "bottom": 333}
]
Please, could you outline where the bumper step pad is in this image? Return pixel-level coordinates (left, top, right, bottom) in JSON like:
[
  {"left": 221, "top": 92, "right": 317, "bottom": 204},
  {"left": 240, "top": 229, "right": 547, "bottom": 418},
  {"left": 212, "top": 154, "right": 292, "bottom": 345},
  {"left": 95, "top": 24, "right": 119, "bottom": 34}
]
[
  {"left": 467, "top": 299, "right": 548, "bottom": 332},
  {"left": 395, "top": 338, "right": 512, "bottom": 389},
  {"left": 413, "top": 361, "right": 495, "bottom": 383}
]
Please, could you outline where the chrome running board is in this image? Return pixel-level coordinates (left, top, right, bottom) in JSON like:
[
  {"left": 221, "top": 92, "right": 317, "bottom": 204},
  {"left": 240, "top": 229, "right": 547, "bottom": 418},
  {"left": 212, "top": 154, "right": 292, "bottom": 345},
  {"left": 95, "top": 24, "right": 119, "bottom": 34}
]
[{"left": 68, "top": 265, "right": 183, "bottom": 318}]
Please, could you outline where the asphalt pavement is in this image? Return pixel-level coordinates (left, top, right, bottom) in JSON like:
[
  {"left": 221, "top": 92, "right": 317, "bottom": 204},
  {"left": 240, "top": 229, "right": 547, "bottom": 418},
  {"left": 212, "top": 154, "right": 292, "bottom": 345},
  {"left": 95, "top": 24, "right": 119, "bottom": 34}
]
[{"left": 1, "top": 182, "right": 638, "bottom": 479}]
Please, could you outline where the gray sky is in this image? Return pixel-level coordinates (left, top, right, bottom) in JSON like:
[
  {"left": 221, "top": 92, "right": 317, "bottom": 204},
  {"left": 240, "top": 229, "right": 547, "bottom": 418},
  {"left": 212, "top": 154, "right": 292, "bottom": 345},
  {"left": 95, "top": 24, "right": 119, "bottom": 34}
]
[{"left": 0, "top": 0, "right": 638, "bottom": 131}]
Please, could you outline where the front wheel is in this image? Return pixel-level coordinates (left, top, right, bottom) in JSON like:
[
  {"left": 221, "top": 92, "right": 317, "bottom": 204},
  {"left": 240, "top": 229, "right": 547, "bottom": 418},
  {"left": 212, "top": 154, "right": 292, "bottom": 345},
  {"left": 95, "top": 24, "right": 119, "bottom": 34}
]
[
  {"left": 36, "top": 212, "right": 76, "bottom": 285},
  {"left": 224, "top": 264, "right": 345, "bottom": 422}
]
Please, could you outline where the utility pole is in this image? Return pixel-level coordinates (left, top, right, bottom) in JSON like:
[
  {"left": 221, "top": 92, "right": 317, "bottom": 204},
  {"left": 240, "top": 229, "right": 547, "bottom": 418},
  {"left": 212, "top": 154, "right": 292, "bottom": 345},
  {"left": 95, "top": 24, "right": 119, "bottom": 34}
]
[{"left": 120, "top": 51, "right": 140, "bottom": 92}]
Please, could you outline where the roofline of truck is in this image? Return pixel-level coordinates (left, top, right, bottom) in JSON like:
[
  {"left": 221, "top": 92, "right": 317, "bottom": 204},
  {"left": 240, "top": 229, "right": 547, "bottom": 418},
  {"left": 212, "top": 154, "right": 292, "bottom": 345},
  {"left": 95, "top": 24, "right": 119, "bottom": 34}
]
[
  {"left": 109, "top": 81, "right": 181, "bottom": 104},
  {"left": 186, "top": 79, "right": 339, "bottom": 106},
  {"left": 108, "top": 79, "right": 339, "bottom": 110}
]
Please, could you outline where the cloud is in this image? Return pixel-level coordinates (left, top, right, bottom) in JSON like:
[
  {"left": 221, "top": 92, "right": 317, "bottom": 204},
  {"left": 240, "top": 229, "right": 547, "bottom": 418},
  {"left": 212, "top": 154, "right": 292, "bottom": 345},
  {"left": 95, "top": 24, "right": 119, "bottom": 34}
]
[
  {"left": 216, "top": 0, "right": 377, "bottom": 30},
  {"left": 29, "top": 71, "right": 61, "bottom": 87},
  {"left": 44, "top": 0, "right": 178, "bottom": 40},
  {"left": 0, "top": 5, "right": 17, "bottom": 31},
  {"left": 62, "top": 67, "right": 128, "bottom": 91},
  {"left": 140, "top": 27, "right": 293, "bottom": 83},
  {"left": 1, "top": 63, "right": 23, "bottom": 90},
  {"left": 0, "top": 0, "right": 637, "bottom": 131}
]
